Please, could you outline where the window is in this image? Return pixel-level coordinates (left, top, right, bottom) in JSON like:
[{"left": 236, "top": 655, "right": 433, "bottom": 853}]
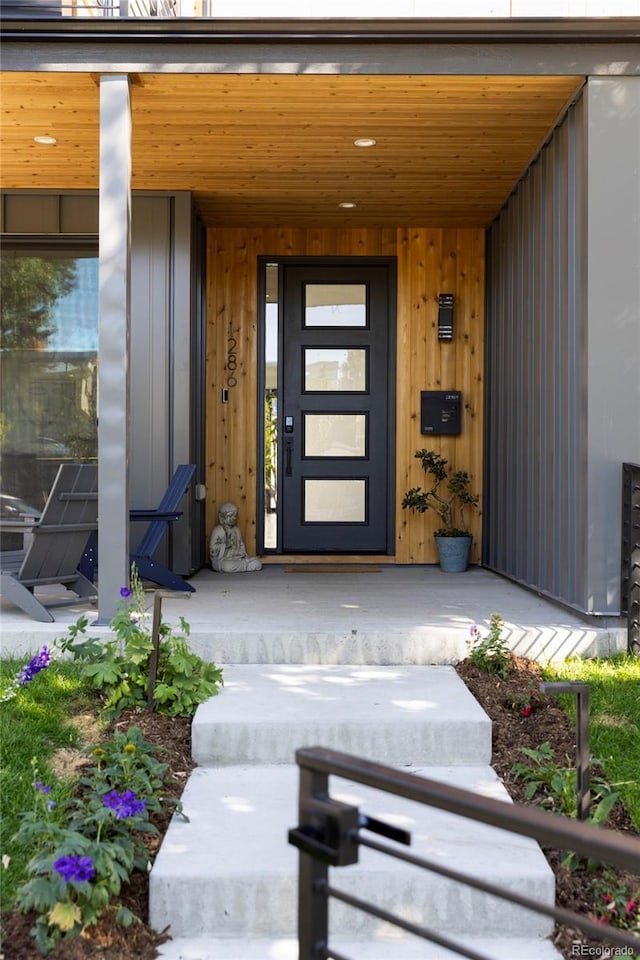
[
  {"left": 262, "top": 262, "right": 279, "bottom": 549},
  {"left": 0, "top": 244, "right": 98, "bottom": 519}
]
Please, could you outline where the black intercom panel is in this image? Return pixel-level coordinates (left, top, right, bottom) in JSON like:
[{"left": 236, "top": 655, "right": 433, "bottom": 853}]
[{"left": 421, "top": 390, "right": 462, "bottom": 435}]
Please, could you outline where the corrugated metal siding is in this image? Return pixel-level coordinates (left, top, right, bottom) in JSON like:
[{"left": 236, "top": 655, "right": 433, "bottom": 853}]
[{"left": 484, "top": 93, "right": 589, "bottom": 612}]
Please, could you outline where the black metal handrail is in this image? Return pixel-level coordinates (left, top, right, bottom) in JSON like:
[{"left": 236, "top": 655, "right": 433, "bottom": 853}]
[
  {"left": 289, "top": 745, "right": 640, "bottom": 960},
  {"left": 622, "top": 462, "right": 640, "bottom": 656}
]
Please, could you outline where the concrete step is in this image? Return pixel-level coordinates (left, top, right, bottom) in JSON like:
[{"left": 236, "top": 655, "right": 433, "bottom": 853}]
[
  {"left": 0, "top": 615, "right": 623, "bottom": 666},
  {"left": 185, "top": 627, "right": 472, "bottom": 667},
  {"left": 157, "top": 935, "right": 563, "bottom": 960},
  {"left": 191, "top": 665, "right": 491, "bottom": 767},
  {"left": 149, "top": 764, "right": 555, "bottom": 943},
  {"left": 180, "top": 622, "right": 623, "bottom": 667}
]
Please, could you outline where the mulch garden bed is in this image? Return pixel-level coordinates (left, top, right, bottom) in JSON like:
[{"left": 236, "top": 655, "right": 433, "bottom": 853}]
[
  {"left": 456, "top": 656, "right": 639, "bottom": 959},
  {"left": 1, "top": 710, "right": 194, "bottom": 960}
]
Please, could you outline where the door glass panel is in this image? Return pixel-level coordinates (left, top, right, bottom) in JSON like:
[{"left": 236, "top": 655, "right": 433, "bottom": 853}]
[
  {"left": 304, "top": 284, "right": 366, "bottom": 327},
  {"left": 304, "top": 348, "right": 367, "bottom": 392},
  {"left": 304, "top": 414, "right": 366, "bottom": 458},
  {"left": 304, "top": 479, "right": 366, "bottom": 523}
]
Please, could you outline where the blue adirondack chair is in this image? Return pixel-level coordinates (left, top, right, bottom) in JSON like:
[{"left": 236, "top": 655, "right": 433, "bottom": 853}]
[
  {"left": 130, "top": 464, "right": 197, "bottom": 592},
  {"left": 79, "top": 464, "right": 197, "bottom": 593}
]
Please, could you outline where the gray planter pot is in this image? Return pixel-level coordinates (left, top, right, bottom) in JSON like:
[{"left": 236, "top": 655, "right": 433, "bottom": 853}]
[{"left": 434, "top": 535, "right": 473, "bottom": 573}]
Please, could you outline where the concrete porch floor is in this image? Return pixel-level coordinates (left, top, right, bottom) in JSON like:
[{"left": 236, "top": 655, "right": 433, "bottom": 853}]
[{"left": 0, "top": 564, "right": 626, "bottom": 663}]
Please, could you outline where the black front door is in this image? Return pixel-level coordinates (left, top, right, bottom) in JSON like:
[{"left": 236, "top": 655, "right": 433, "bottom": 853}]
[{"left": 280, "top": 261, "right": 394, "bottom": 553}]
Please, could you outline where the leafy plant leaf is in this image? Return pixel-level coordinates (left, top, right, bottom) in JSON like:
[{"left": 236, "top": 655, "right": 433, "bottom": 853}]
[
  {"left": 82, "top": 662, "right": 122, "bottom": 686},
  {"left": 47, "top": 901, "right": 82, "bottom": 932}
]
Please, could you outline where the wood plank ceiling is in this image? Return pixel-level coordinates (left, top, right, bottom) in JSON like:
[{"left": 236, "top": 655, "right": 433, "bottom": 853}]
[{"left": 0, "top": 72, "right": 584, "bottom": 227}]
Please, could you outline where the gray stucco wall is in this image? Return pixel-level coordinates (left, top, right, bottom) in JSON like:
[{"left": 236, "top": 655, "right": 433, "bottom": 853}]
[
  {"left": 585, "top": 77, "right": 640, "bottom": 615},
  {"left": 484, "top": 77, "right": 640, "bottom": 616}
]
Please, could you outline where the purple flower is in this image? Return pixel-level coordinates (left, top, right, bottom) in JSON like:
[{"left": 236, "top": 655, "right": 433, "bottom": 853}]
[
  {"left": 103, "top": 788, "right": 146, "bottom": 819},
  {"left": 73, "top": 857, "right": 95, "bottom": 882},
  {"left": 35, "top": 781, "right": 52, "bottom": 794},
  {"left": 120, "top": 586, "right": 132, "bottom": 599},
  {"left": 53, "top": 856, "right": 75, "bottom": 882},
  {"left": 17, "top": 646, "right": 52, "bottom": 687},
  {"left": 54, "top": 855, "right": 95, "bottom": 884},
  {"left": 120, "top": 790, "right": 146, "bottom": 816},
  {"left": 103, "top": 790, "right": 121, "bottom": 811}
]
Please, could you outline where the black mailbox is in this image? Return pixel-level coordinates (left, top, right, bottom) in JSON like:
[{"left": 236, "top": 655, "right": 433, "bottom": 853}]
[{"left": 420, "top": 390, "right": 462, "bottom": 435}]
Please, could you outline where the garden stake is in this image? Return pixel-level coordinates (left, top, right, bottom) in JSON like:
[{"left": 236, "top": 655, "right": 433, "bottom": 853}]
[
  {"left": 539, "top": 681, "right": 591, "bottom": 821},
  {"left": 148, "top": 590, "right": 192, "bottom": 710}
]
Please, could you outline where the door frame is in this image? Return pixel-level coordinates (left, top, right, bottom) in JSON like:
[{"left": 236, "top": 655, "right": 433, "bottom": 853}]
[{"left": 257, "top": 254, "right": 397, "bottom": 556}]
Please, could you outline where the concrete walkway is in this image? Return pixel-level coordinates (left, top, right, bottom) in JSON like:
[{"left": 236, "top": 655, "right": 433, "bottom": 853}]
[
  {"left": 151, "top": 665, "right": 561, "bottom": 960},
  {"left": 134, "top": 565, "right": 607, "bottom": 960},
  {"left": 2, "top": 563, "right": 603, "bottom": 958}
]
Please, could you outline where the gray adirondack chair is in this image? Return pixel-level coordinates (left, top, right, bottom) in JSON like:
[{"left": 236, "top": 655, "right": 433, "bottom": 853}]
[{"left": 0, "top": 463, "right": 98, "bottom": 622}]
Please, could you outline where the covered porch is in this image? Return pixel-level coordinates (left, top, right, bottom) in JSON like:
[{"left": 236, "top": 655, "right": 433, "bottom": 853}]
[{"left": 1, "top": 19, "right": 638, "bottom": 624}]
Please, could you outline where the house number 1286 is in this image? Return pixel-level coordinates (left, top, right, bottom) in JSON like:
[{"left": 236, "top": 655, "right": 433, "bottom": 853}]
[{"left": 227, "top": 321, "right": 238, "bottom": 388}]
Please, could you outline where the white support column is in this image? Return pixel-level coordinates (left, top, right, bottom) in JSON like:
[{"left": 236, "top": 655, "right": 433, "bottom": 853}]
[
  {"left": 97, "top": 74, "right": 132, "bottom": 622},
  {"left": 586, "top": 76, "right": 640, "bottom": 613}
]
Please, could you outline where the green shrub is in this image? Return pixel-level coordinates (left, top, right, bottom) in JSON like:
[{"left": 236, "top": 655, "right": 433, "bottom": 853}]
[
  {"left": 12, "top": 727, "right": 179, "bottom": 955},
  {"left": 467, "top": 613, "right": 511, "bottom": 680},
  {"left": 60, "top": 568, "right": 223, "bottom": 718}
]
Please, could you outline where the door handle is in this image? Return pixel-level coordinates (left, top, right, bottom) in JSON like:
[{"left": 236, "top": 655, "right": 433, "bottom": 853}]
[{"left": 285, "top": 440, "right": 293, "bottom": 476}]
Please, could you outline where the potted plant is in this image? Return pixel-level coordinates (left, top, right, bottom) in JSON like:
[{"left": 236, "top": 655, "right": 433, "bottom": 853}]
[{"left": 401, "top": 448, "right": 480, "bottom": 572}]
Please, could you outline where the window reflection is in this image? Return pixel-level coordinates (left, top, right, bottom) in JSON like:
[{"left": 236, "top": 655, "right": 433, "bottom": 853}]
[
  {"left": 304, "top": 479, "right": 366, "bottom": 523},
  {"left": 304, "top": 414, "right": 366, "bottom": 458},
  {"left": 0, "top": 248, "right": 98, "bottom": 522},
  {"left": 304, "top": 348, "right": 367, "bottom": 392},
  {"left": 304, "top": 284, "right": 367, "bottom": 327}
]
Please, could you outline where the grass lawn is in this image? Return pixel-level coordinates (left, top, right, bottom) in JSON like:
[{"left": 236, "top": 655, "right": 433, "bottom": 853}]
[
  {"left": 542, "top": 654, "right": 640, "bottom": 830},
  {"left": 0, "top": 659, "right": 98, "bottom": 907}
]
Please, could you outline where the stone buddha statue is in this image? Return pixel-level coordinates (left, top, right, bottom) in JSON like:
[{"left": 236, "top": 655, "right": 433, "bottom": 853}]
[{"left": 209, "top": 502, "right": 262, "bottom": 573}]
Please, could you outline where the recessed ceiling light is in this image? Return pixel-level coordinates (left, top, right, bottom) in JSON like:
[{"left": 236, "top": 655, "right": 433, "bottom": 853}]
[
  {"left": 354, "top": 138, "right": 377, "bottom": 148},
  {"left": 34, "top": 135, "right": 57, "bottom": 145},
  {"left": 339, "top": 201, "right": 357, "bottom": 209}
]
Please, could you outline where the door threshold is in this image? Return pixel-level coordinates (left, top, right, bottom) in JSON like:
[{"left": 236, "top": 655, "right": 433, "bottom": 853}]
[{"left": 260, "top": 555, "right": 396, "bottom": 564}]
